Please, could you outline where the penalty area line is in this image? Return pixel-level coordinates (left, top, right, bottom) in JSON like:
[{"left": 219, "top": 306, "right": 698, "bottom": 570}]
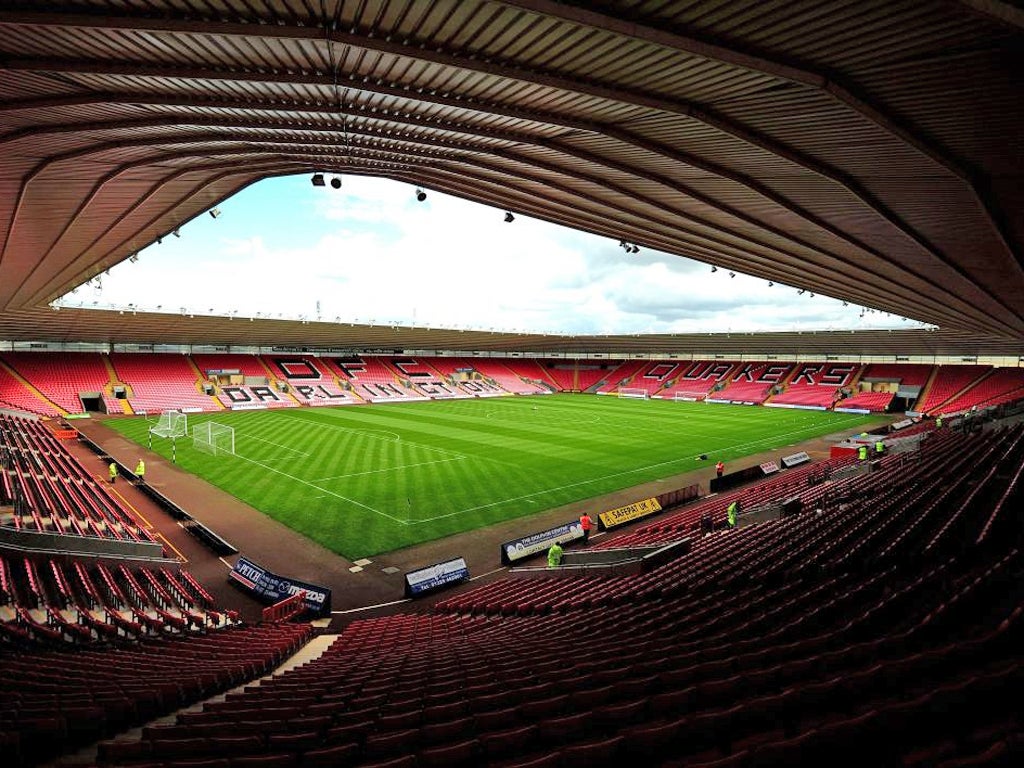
[{"left": 312, "top": 456, "right": 466, "bottom": 483}]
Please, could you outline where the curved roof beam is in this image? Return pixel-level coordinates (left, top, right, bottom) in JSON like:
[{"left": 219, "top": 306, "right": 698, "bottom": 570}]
[
  {"left": 0, "top": 86, "right": 1007, "bottom": 326},
  {"left": 499, "top": 0, "right": 1020, "bottom": 267}
]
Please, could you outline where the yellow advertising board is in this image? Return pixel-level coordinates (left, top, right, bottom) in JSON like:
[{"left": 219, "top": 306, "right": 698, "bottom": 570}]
[{"left": 598, "top": 497, "right": 662, "bottom": 530}]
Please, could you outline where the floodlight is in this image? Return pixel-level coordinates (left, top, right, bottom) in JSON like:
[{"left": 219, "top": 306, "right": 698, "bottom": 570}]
[
  {"left": 209, "top": 208, "right": 221, "bottom": 219},
  {"left": 798, "top": 289, "right": 805, "bottom": 295},
  {"left": 415, "top": 188, "right": 427, "bottom": 202},
  {"left": 172, "top": 229, "right": 180, "bottom": 238},
  {"left": 311, "top": 173, "right": 325, "bottom": 187},
  {"left": 330, "top": 177, "right": 342, "bottom": 189},
  {"left": 710, "top": 265, "right": 717, "bottom": 273},
  {"left": 630, "top": 245, "right": 639, "bottom": 253},
  {"left": 768, "top": 281, "right": 773, "bottom": 287},
  {"left": 504, "top": 211, "right": 514, "bottom": 223},
  {"left": 728, "top": 272, "right": 736, "bottom": 278}
]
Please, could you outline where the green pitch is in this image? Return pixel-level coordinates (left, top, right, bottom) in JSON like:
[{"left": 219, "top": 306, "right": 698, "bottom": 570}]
[{"left": 107, "top": 395, "right": 878, "bottom": 559}]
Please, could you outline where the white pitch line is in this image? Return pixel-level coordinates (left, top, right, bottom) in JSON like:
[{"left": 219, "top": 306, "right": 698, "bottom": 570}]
[
  {"left": 331, "top": 598, "right": 411, "bottom": 615},
  {"left": 312, "top": 455, "right": 466, "bottom": 483},
  {"left": 236, "top": 432, "right": 311, "bottom": 457},
  {"left": 232, "top": 451, "right": 408, "bottom": 524},
  {"left": 408, "top": 413, "right": 868, "bottom": 524},
  {"left": 286, "top": 415, "right": 466, "bottom": 460}
]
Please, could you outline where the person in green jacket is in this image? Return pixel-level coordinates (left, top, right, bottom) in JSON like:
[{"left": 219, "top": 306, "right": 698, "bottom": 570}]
[
  {"left": 858, "top": 445, "right": 868, "bottom": 460},
  {"left": 135, "top": 458, "right": 146, "bottom": 483},
  {"left": 547, "top": 541, "right": 564, "bottom": 568},
  {"left": 727, "top": 501, "right": 738, "bottom": 528},
  {"left": 108, "top": 462, "right": 118, "bottom": 484},
  {"left": 875, "top": 440, "right": 884, "bottom": 456}
]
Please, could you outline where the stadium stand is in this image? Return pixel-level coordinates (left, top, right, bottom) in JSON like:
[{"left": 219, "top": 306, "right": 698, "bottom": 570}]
[
  {"left": 935, "top": 367, "right": 1024, "bottom": 416},
  {"left": 628, "top": 361, "right": 682, "bottom": 396},
  {"left": 458, "top": 358, "right": 549, "bottom": 395},
  {"left": 769, "top": 363, "right": 860, "bottom": 409},
  {"left": 85, "top": 422, "right": 1024, "bottom": 768},
  {"left": 109, "top": 354, "right": 218, "bottom": 414},
  {"left": 860, "top": 363, "right": 933, "bottom": 387},
  {"left": 595, "top": 360, "right": 648, "bottom": 395},
  {"left": 324, "top": 357, "right": 422, "bottom": 402},
  {"left": 833, "top": 390, "right": 895, "bottom": 412},
  {"left": 712, "top": 362, "right": 795, "bottom": 404},
  {"left": 658, "top": 360, "right": 738, "bottom": 400},
  {"left": 0, "top": 365, "right": 62, "bottom": 418},
  {"left": 916, "top": 365, "right": 991, "bottom": 414},
  {"left": 0, "top": 353, "right": 120, "bottom": 415},
  {"left": 536, "top": 361, "right": 577, "bottom": 392}
]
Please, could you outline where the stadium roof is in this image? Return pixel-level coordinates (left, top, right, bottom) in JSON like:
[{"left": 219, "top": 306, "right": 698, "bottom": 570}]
[{"left": 0, "top": 1, "right": 1022, "bottom": 351}]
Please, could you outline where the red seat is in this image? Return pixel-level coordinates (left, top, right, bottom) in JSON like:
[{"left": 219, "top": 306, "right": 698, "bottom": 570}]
[{"left": 559, "top": 735, "right": 624, "bottom": 768}]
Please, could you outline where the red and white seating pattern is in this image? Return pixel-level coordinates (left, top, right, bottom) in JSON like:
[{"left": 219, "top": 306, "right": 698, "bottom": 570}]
[
  {"left": 0, "top": 365, "right": 61, "bottom": 417},
  {"left": 769, "top": 363, "right": 861, "bottom": 409},
  {"left": 325, "top": 357, "right": 422, "bottom": 401},
  {"left": 595, "top": 360, "right": 649, "bottom": 394},
  {"left": 110, "top": 354, "right": 217, "bottom": 413},
  {"left": 833, "top": 390, "right": 895, "bottom": 412},
  {"left": 860, "top": 363, "right": 933, "bottom": 387},
  {"left": 0, "top": 352, "right": 120, "bottom": 415},
  {"left": 917, "top": 365, "right": 990, "bottom": 414},
  {"left": 936, "top": 367, "right": 1024, "bottom": 415},
  {"left": 657, "top": 360, "right": 738, "bottom": 400}
]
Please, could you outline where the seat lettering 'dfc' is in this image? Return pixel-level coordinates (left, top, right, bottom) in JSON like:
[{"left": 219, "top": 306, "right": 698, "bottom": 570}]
[
  {"left": 223, "top": 386, "right": 280, "bottom": 402},
  {"left": 274, "top": 358, "right": 321, "bottom": 380},
  {"left": 333, "top": 358, "right": 366, "bottom": 379}
]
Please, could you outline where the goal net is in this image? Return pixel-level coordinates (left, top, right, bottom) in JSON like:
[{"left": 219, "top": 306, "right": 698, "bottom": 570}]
[
  {"left": 618, "top": 387, "right": 649, "bottom": 400},
  {"left": 149, "top": 410, "right": 187, "bottom": 439},
  {"left": 192, "top": 422, "right": 235, "bottom": 456}
]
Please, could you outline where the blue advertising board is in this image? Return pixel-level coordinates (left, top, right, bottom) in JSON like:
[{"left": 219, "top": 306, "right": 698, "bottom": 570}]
[
  {"left": 501, "top": 520, "right": 584, "bottom": 565},
  {"left": 229, "top": 556, "right": 332, "bottom": 616},
  {"left": 404, "top": 557, "right": 470, "bottom": 598}
]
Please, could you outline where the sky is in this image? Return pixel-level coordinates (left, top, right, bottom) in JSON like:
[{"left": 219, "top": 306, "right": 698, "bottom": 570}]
[{"left": 57, "top": 175, "right": 923, "bottom": 336}]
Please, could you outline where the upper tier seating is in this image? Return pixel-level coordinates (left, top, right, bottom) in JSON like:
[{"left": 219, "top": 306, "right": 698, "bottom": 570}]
[
  {"left": 769, "top": 363, "right": 861, "bottom": 409},
  {"left": 936, "top": 367, "right": 1024, "bottom": 416},
  {"left": 0, "top": 353, "right": 119, "bottom": 415},
  {"left": 93, "top": 423, "right": 1024, "bottom": 768},
  {"left": 833, "top": 390, "right": 895, "bottom": 412},
  {"left": 917, "top": 365, "right": 990, "bottom": 414},
  {"left": 109, "top": 354, "right": 217, "bottom": 413},
  {"left": 658, "top": 361, "right": 738, "bottom": 400}
]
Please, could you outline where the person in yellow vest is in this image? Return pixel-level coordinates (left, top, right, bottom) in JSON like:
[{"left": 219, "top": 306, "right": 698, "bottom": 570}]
[
  {"left": 108, "top": 462, "right": 118, "bottom": 484},
  {"left": 858, "top": 445, "right": 868, "bottom": 460},
  {"left": 727, "top": 501, "right": 738, "bottom": 528},
  {"left": 547, "top": 541, "right": 564, "bottom": 568},
  {"left": 874, "top": 440, "right": 884, "bottom": 456},
  {"left": 135, "top": 458, "right": 146, "bottom": 484}
]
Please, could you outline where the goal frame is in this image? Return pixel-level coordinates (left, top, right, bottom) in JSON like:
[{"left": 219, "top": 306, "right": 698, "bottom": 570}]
[
  {"left": 192, "top": 421, "right": 236, "bottom": 456},
  {"left": 149, "top": 410, "right": 188, "bottom": 439},
  {"left": 617, "top": 387, "right": 649, "bottom": 400}
]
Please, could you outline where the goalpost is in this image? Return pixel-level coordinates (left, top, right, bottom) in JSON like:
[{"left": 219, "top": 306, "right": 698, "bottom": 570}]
[
  {"left": 148, "top": 410, "right": 188, "bottom": 462},
  {"left": 193, "top": 422, "right": 236, "bottom": 456},
  {"left": 617, "top": 387, "right": 649, "bottom": 400}
]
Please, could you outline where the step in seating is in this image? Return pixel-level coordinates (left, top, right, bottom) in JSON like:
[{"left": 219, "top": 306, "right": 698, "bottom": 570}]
[{"left": 834, "top": 390, "right": 895, "bottom": 412}]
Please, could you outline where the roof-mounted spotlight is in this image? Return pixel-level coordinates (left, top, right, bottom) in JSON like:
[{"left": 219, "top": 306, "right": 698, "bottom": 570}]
[
  {"left": 768, "top": 281, "right": 774, "bottom": 287},
  {"left": 209, "top": 207, "right": 221, "bottom": 219},
  {"left": 710, "top": 265, "right": 717, "bottom": 273},
  {"left": 172, "top": 229, "right": 180, "bottom": 238},
  {"left": 504, "top": 211, "right": 514, "bottom": 223},
  {"left": 797, "top": 289, "right": 805, "bottom": 295},
  {"left": 630, "top": 245, "right": 639, "bottom": 254},
  {"left": 311, "top": 173, "right": 325, "bottom": 187},
  {"left": 330, "top": 177, "right": 342, "bottom": 189},
  {"left": 415, "top": 188, "right": 427, "bottom": 202},
  {"left": 728, "top": 271, "right": 736, "bottom": 278}
]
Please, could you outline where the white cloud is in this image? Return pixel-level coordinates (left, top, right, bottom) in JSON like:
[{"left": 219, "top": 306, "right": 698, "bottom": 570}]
[{"left": 63, "top": 176, "right": 921, "bottom": 334}]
